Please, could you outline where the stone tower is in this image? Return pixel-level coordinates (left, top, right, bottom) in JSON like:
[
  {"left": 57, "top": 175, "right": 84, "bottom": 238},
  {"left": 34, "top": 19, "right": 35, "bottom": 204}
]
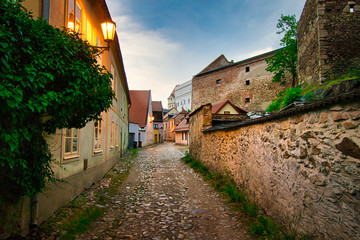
[{"left": 298, "top": 0, "right": 360, "bottom": 84}]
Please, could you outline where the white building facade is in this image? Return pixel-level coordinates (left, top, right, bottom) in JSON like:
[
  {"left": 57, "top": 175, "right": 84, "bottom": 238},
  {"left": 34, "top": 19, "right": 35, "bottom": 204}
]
[{"left": 175, "top": 80, "right": 192, "bottom": 112}]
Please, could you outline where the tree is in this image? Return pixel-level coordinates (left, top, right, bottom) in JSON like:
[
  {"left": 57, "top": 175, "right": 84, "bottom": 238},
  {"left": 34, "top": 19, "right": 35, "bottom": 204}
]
[
  {"left": 0, "top": 0, "right": 115, "bottom": 202},
  {"left": 266, "top": 14, "right": 298, "bottom": 87}
]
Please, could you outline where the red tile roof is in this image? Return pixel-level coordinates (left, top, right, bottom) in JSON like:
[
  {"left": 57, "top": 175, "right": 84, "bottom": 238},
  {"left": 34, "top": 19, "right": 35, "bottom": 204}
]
[
  {"left": 129, "top": 90, "right": 150, "bottom": 128},
  {"left": 152, "top": 101, "right": 163, "bottom": 112},
  {"left": 173, "top": 117, "right": 189, "bottom": 132},
  {"left": 212, "top": 100, "right": 247, "bottom": 114}
]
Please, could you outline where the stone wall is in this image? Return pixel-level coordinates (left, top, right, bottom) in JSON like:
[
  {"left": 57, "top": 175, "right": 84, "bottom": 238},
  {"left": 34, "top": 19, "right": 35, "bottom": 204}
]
[
  {"left": 298, "top": 0, "right": 320, "bottom": 85},
  {"left": 189, "top": 98, "right": 360, "bottom": 239},
  {"left": 298, "top": 0, "right": 360, "bottom": 84},
  {"left": 192, "top": 51, "right": 290, "bottom": 113}
]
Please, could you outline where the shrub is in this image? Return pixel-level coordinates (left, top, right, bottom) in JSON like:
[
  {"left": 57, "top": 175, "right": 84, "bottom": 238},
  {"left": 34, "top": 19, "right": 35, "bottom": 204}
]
[{"left": 0, "top": 0, "right": 114, "bottom": 202}]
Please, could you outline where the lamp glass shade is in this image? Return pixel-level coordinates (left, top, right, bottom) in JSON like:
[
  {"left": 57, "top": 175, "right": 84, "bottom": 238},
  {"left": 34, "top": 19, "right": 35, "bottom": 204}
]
[{"left": 101, "top": 21, "right": 116, "bottom": 42}]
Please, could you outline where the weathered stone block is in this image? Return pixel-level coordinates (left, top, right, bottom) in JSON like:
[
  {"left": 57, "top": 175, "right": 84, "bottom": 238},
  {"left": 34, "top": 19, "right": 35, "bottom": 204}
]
[
  {"left": 331, "top": 112, "right": 349, "bottom": 122},
  {"left": 350, "top": 111, "right": 360, "bottom": 120},
  {"left": 343, "top": 121, "right": 358, "bottom": 129},
  {"left": 335, "top": 137, "right": 360, "bottom": 159},
  {"left": 330, "top": 105, "right": 343, "bottom": 111}
]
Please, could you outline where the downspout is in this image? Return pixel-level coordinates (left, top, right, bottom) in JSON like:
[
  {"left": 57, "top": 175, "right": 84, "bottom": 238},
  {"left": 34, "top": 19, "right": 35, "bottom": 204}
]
[{"left": 41, "top": 0, "right": 50, "bottom": 23}]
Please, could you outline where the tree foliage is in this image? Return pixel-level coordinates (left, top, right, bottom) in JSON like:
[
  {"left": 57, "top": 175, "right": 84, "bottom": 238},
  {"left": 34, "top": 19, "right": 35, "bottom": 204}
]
[
  {"left": 0, "top": 0, "right": 115, "bottom": 202},
  {"left": 266, "top": 14, "right": 298, "bottom": 87}
]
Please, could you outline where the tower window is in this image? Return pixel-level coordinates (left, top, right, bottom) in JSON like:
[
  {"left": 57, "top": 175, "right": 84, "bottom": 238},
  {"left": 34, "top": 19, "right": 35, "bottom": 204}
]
[
  {"left": 245, "top": 98, "right": 250, "bottom": 103},
  {"left": 245, "top": 66, "right": 250, "bottom": 72},
  {"left": 246, "top": 80, "right": 250, "bottom": 85},
  {"left": 216, "top": 79, "right": 222, "bottom": 84}
]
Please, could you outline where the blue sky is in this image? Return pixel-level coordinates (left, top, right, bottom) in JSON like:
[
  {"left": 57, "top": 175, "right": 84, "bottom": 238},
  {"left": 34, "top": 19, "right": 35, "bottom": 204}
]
[{"left": 106, "top": 0, "right": 307, "bottom": 107}]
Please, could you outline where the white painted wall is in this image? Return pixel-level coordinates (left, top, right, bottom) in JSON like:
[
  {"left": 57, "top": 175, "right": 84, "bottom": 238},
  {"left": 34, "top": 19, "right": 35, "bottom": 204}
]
[{"left": 175, "top": 80, "right": 192, "bottom": 112}]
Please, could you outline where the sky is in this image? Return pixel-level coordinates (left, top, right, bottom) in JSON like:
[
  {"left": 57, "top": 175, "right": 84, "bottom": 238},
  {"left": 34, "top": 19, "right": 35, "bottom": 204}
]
[{"left": 106, "top": 0, "right": 307, "bottom": 108}]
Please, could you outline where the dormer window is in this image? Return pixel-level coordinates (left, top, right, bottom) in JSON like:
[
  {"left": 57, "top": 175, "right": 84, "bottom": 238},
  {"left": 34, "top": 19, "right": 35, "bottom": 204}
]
[{"left": 216, "top": 79, "right": 222, "bottom": 84}]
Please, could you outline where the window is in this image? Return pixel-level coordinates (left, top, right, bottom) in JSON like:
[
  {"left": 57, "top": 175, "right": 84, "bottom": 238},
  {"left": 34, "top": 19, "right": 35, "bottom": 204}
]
[
  {"left": 115, "top": 124, "right": 119, "bottom": 147},
  {"left": 246, "top": 80, "right": 250, "bottom": 85},
  {"left": 154, "top": 124, "right": 158, "bottom": 128},
  {"left": 216, "top": 79, "right": 222, "bottom": 84},
  {"left": 185, "top": 132, "right": 188, "bottom": 141},
  {"left": 350, "top": 6, "right": 355, "bottom": 13},
  {"left": 188, "top": 99, "right": 190, "bottom": 104},
  {"left": 245, "top": 66, "right": 250, "bottom": 72},
  {"left": 64, "top": 128, "right": 79, "bottom": 158},
  {"left": 94, "top": 120, "right": 102, "bottom": 152},
  {"left": 109, "top": 64, "right": 117, "bottom": 97},
  {"left": 110, "top": 121, "right": 114, "bottom": 148},
  {"left": 224, "top": 111, "right": 230, "bottom": 114},
  {"left": 67, "top": 0, "right": 81, "bottom": 33},
  {"left": 182, "top": 132, "right": 184, "bottom": 140},
  {"left": 245, "top": 98, "right": 250, "bottom": 103}
]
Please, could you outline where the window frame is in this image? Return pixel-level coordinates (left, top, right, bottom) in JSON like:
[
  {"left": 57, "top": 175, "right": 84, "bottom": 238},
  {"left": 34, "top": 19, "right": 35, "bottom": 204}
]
[
  {"left": 93, "top": 119, "right": 103, "bottom": 153},
  {"left": 67, "top": 0, "right": 82, "bottom": 33},
  {"left": 63, "top": 128, "right": 80, "bottom": 161}
]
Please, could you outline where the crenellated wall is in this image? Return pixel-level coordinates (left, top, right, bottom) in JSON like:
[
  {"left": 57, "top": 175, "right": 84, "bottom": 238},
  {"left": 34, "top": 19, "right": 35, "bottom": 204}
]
[{"left": 189, "top": 95, "right": 360, "bottom": 239}]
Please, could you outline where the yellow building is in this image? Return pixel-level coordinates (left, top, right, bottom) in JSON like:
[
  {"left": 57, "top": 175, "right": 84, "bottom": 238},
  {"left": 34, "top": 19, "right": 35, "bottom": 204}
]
[{"left": 18, "top": 0, "right": 131, "bottom": 234}]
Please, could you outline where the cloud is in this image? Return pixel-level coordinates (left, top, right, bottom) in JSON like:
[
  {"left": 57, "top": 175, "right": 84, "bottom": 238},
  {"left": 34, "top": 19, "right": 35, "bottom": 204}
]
[{"left": 235, "top": 47, "right": 274, "bottom": 61}]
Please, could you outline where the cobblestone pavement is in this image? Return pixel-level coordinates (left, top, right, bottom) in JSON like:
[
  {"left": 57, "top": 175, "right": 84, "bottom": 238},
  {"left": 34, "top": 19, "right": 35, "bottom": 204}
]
[{"left": 80, "top": 142, "right": 251, "bottom": 240}]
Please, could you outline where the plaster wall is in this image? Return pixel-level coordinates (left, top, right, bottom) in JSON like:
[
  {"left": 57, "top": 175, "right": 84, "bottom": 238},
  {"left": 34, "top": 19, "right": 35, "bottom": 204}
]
[
  {"left": 190, "top": 101, "right": 360, "bottom": 239},
  {"left": 175, "top": 132, "right": 189, "bottom": 145},
  {"left": 217, "top": 103, "right": 238, "bottom": 114}
]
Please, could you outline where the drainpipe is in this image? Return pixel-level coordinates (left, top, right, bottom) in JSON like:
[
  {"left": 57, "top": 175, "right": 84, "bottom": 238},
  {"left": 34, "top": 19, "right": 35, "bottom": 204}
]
[
  {"left": 41, "top": 0, "right": 50, "bottom": 23},
  {"left": 30, "top": 194, "right": 39, "bottom": 230}
]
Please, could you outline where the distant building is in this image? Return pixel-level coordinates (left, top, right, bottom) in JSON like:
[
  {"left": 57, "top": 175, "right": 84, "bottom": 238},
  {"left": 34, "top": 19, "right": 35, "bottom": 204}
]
[
  {"left": 191, "top": 52, "right": 290, "bottom": 113},
  {"left": 175, "top": 80, "right": 192, "bottom": 112},
  {"left": 152, "top": 101, "right": 164, "bottom": 143},
  {"left": 173, "top": 116, "right": 190, "bottom": 145},
  {"left": 163, "top": 109, "right": 188, "bottom": 141},
  {"left": 211, "top": 100, "right": 249, "bottom": 123},
  {"left": 129, "top": 90, "right": 154, "bottom": 147},
  {"left": 167, "top": 86, "right": 177, "bottom": 109}
]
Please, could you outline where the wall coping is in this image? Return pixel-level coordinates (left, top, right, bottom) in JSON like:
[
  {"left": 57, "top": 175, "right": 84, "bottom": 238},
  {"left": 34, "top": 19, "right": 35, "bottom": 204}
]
[{"left": 203, "top": 88, "right": 360, "bottom": 133}]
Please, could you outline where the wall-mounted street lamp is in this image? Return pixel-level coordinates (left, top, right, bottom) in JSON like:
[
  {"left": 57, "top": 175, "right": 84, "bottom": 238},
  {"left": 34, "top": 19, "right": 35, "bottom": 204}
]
[
  {"left": 149, "top": 116, "right": 155, "bottom": 123},
  {"left": 95, "top": 20, "right": 116, "bottom": 53}
]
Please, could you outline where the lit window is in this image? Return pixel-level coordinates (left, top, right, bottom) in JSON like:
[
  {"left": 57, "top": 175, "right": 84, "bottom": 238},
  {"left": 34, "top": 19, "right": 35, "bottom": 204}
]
[
  {"left": 216, "top": 79, "right": 222, "bottom": 84},
  {"left": 350, "top": 6, "right": 354, "bottom": 13},
  {"left": 246, "top": 80, "right": 250, "bottom": 85},
  {"left": 67, "top": 0, "right": 81, "bottom": 33},
  {"left": 94, "top": 120, "right": 102, "bottom": 152},
  {"left": 224, "top": 111, "right": 230, "bottom": 114},
  {"left": 110, "top": 121, "right": 114, "bottom": 148},
  {"left": 64, "top": 128, "right": 79, "bottom": 158},
  {"left": 245, "top": 66, "right": 250, "bottom": 72}
]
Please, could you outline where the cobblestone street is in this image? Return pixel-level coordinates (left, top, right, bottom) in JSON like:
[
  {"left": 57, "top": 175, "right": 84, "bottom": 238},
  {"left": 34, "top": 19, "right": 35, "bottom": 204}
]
[{"left": 79, "top": 142, "right": 252, "bottom": 240}]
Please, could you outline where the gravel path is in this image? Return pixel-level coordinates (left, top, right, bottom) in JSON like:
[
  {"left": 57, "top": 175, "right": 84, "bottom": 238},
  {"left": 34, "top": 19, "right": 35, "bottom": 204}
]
[{"left": 80, "top": 142, "right": 252, "bottom": 240}]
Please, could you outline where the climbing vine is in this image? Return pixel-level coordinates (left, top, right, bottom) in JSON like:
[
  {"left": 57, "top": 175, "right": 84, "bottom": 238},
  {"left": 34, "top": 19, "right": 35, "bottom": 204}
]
[{"left": 0, "top": 0, "right": 115, "bottom": 202}]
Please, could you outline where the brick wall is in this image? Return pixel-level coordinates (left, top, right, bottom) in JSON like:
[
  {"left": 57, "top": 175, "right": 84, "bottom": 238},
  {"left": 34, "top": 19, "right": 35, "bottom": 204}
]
[{"left": 189, "top": 97, "right": 360, "bottom": 239}]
